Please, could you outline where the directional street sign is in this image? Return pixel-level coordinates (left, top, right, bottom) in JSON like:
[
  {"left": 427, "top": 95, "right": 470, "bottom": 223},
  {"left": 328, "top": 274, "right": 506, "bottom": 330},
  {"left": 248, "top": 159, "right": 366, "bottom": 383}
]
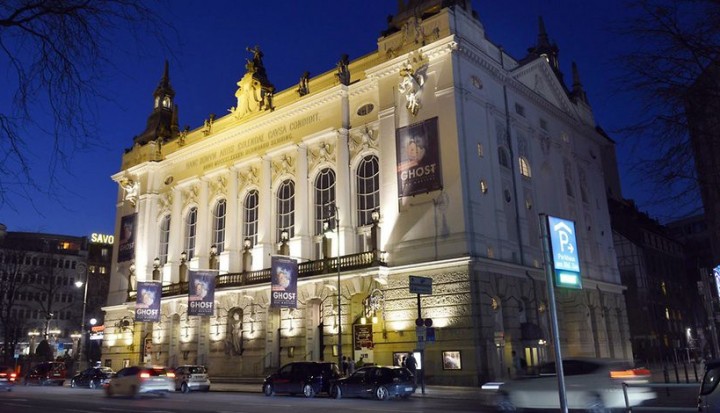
[
  {"left": 547, "top": 215, "right": 582, "bottom": 289},
  {"left": 409, "top": 275, "right": 432, "bottom": 295}
]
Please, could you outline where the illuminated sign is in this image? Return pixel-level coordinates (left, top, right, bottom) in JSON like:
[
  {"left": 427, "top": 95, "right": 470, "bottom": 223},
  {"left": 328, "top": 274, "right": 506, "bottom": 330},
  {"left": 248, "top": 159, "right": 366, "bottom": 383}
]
[
  {"left": 714, "top": 265, "right": 720, "bottom": 299},
  {"left": 91, "top": 233, "right": 114, "bottom": 244},
  {"left": 547, "top": 215, "right": 582, "bottom": 289}
]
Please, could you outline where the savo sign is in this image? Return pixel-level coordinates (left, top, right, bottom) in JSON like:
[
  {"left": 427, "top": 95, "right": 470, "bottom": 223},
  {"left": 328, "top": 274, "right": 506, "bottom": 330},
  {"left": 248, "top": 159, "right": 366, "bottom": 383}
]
[{"left": 91, "top": 233, "right": 114, "bottom": 244}]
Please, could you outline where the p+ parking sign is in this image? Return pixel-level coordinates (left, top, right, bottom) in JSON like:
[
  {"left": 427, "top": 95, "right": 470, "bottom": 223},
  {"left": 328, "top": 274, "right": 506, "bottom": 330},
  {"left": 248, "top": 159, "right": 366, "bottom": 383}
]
[{"left": 547, "top": 215, "right": 582, "bottom": 289}]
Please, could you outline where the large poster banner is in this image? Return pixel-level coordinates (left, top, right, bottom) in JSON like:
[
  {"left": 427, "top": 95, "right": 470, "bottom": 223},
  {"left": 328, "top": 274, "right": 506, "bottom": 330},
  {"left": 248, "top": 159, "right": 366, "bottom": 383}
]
[
  {"left": 353, "top": 324, "right": 374, "bottom": 350},
  {"left": 188, "top": 270, "right": 217, "bottom": 316},
  {"left": 117, "top": 214, "right": 136, "bottom": 262},
  {"left": 270, "top": 256, "right": 298, "bottom": 308},
  {"left": 135, "top": 281, "right": 161, "bottom": 322},
  {"left": 396, "top": 116, "right": 442, "bottom": 197}
]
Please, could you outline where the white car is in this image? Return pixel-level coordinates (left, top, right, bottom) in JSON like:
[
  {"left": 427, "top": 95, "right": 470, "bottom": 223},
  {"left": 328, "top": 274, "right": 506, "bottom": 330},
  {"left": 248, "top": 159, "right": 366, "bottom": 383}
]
[
  {"left": 105, "top": 366, "right": 175, "bottom": 398},
  {"left": 495, "top": 358, "right": 656, "bottom": 412},
  {"left": 173, "top": 365, "right": 211, "bottom": 393}
]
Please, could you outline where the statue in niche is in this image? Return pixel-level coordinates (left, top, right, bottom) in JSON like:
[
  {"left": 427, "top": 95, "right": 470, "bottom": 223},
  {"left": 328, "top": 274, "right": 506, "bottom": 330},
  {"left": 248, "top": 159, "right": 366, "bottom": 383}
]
[
  {"left": 297, "top": 71, "right": 310, "bottom": 96},
  {"left": 336, "top": 54, "right": 350, "bottom": 85},
  {"left": 225, "top": 308, "right": 243, "bottom": 355}
]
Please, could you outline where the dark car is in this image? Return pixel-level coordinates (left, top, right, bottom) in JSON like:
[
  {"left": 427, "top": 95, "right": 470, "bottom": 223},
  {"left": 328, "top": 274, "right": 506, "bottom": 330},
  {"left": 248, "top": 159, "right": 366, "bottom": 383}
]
[
  {"left": 262, "top": 361, "right": 340, "bottom": 398},
  {"left": 331, "top": 366, "right": 416, "bottom": 401},
  {"left": 0, "top": 366, "right": 17, "bottom": 391},
  {"left": 24, "top": 362, "right": 66, "bottom": 386},
  {"left": 70, "top": 367, "right": 114, "bottom": 389}
]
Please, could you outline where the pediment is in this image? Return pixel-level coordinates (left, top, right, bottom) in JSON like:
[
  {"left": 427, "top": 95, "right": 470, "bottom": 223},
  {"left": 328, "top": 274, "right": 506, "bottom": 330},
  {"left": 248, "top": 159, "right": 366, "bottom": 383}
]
[{"left": 511, "top": 58, "right": 576, "bottom": 119}]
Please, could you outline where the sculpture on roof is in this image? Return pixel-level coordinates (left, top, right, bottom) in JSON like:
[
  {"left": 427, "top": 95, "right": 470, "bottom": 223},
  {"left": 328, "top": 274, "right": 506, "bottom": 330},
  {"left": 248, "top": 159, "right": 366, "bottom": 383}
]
[{"left": 230, "top": 46, "right": 275, "bottom": 119}]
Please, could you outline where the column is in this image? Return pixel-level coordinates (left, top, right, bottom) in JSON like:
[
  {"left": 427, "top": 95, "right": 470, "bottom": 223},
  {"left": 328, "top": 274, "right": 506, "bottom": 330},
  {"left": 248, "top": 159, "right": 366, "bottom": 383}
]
[
  {"left": 295, "top": 145, "right": 310, "bottom": 257},
  {"left": 225, "top": 168, "right": 240, "bottom": 272},
  {"left": 169, "top": 186, "right": 183, "bottom": 283}
]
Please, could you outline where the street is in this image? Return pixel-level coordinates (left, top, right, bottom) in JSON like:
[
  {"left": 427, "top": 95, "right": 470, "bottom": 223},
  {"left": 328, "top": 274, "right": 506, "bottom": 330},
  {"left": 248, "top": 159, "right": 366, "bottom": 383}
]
[{"left": 0, "top": 385, "right": 494, "bottom": 413}]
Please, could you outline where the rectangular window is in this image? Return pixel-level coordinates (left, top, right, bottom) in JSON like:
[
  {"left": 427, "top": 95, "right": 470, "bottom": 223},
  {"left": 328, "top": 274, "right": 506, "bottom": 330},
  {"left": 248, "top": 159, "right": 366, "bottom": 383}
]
[{"left": 514, "top": 103, "right": 525, "bottom": 117}]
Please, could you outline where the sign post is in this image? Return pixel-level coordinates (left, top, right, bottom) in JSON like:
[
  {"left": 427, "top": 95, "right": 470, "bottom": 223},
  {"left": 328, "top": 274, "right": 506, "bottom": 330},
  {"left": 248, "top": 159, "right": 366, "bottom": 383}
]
[
  {"left": 540, "top": 214, "right": 582, "bottom": 413},
  {"left": 409, "top": 275, "right": 432, "bottom": 394}
]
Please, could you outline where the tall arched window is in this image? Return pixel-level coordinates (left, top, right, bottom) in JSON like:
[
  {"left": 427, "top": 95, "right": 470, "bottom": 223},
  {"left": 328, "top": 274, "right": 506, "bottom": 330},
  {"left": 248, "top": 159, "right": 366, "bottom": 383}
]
[
  {"left": 314, "top": 168, "right": 336, "bottom": 235},
  {"left": 212, "top": 198, "right": 227, "bottom": 254},
  {"left": 277, "top": 180, "right": 295, "bottom": 239},
  {"left": 184, "top": 207, "right": 198, "bottom": 260},
  {"left": 498, "top": 147, "right": 510, "bottom": 168},
  {"left": 244, "top": 190, "right": 259, "bottom": 246},
  {"left": 356, "top": 155, "right": 379, "bottom": 226},
  {"left": 519, "top": 156, "right": 532, "bottom": 178},
  {"left": 158, "top": 215, "right": 171, "bottom": 265}
]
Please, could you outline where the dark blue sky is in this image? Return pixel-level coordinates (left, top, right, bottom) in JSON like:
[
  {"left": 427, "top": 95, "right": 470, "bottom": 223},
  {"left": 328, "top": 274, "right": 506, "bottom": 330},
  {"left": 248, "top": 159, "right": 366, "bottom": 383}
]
[{"left": 0, "top": 1, "right": 653, "bottom": 237}]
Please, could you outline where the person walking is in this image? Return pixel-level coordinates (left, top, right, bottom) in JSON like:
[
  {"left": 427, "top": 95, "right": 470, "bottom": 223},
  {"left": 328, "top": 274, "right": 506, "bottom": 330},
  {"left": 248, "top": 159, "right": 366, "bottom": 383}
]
[
  {"left": 347, "top": 357, "right": 356, "bottom": 375},
  {"left": 341, "top": 356, "right": 349, "bottom": 376},
  {"left": 404, "top": 352, "right": 418, "bottom": 384}
]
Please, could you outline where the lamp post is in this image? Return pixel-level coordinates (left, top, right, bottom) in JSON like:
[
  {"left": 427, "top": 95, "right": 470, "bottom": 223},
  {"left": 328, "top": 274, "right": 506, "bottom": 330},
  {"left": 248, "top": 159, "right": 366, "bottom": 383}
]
[
  {"left": 370, "top": 209, "right": 380, "bottom": 261},
  {"left": 242, "top": 238, "right": 253, "bottom": 274},
  {"left": 179, "top": 251, "right": 188, "bottom": 283},
  {"left": 323, "top": 205, "right": 341, "bottom": 367},
  {"left": 153, "top": 257, "right": 161, "bottom": 281},
  {"left": 279, "top": 230, "right": 290, "bottom": 256},
  {"left": 209, "top": 244, "right": 218, "bottom": 270},
  {"left": 74, "top": 265, "right": 90, "bottom": 370}
]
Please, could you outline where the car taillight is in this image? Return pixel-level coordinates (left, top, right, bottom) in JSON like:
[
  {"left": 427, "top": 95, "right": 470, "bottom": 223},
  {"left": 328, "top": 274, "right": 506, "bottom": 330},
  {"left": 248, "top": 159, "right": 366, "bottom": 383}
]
[
  {"left": 10, "top": 373, "right": 16, "bottom": 382},
  {"left": 166, "top": 372, "right": 175, "bottom": 378},
  {"left": 610, "top": 368, "right": 651, "bottom": 383},
  {"left": 140, "top": 372, "right": 150, "bottom": 379}
]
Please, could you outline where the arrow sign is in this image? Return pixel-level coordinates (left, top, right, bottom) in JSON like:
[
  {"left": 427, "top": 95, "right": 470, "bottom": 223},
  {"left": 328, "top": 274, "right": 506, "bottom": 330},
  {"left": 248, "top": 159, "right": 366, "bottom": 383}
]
[
  {"left": 409, "top": 275, "right": 432, "bottom": 295},
  {"left": 547, "top": 215, "right": 582, "bottom": 289}
]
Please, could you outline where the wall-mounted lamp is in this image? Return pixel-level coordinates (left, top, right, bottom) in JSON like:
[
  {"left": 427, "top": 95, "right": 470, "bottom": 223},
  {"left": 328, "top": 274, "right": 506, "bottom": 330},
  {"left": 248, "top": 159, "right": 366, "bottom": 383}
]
[
  {"left": 279, "top": 230, "right": 290, "bottom": 256},
  {"left": 179, "top": 251, "right": 188, "bottom": 283},
  {"left": 153, "top": 257, "right": 161, "bottom": 281},
  {"left": 209, "top": 244, "right": 218, "bottom": 269},
  {"left": 242, "top": 238, "right": 253, "bottom": 273},
  {"left": 180, "top": 251, "right": 187, "bottom": 263}
]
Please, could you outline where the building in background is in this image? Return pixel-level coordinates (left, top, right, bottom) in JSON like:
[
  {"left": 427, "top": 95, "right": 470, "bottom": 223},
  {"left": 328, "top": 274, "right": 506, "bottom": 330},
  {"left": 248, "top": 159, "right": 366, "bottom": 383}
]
[{"left": 102, "top": 0, "right": 632, "bottom": 385}]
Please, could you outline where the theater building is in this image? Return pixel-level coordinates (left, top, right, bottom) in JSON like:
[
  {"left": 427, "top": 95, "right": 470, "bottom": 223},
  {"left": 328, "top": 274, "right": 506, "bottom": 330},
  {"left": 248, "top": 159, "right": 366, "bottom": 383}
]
[{"left": 102, "top": 0, "right": 631, "bottom": 385}]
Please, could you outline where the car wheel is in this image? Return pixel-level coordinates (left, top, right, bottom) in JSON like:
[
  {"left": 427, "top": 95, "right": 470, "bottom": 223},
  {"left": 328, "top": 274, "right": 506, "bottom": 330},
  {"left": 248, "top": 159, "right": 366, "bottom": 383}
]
[
  {"left": 302, "top": 383, "right": 315, "bottom": 398},
  {"left": 263, "top": 383, "right": 274, "bottom": 397},
  {"left": 89, "top": 380, "right": 97, "bottom": 390},
  {"left": 331, "top": 385, "right": 342, "bottom": 400},
  {"left": 70, "top": 379, "right": 76, "bottom": 388},
  {"left": 181, "top": 382, "right": 190, "bottom": 393},
  {"left": 495, "top": 392, "right": 518, "bottom": 412},
  {"left": 375, "top": 385, "right": 390, "bottom": 401},
  {"left": 585, "top": 395, "right": 609, "bottom": 413}
]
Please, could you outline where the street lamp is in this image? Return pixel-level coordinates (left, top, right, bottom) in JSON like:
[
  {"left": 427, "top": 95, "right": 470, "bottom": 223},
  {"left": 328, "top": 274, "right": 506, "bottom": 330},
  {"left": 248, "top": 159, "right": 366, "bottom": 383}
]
[
  {"left": 153, "top": 257, "right": 161, "bottom": 281},
  {"left": 209, "top": 244, "right": 218, "bottom": 270},
  {"left": 179, "top": 251, "right": 188, "bottom": 283},
  {"left": 279, "top": 230, "right": 289, "bottom": 256},
  {"left": 324, "top": 204, "right": 341, "bottom": 367},
  {"left": 75, "top": 265, "right": 90, "bottom": 370}
]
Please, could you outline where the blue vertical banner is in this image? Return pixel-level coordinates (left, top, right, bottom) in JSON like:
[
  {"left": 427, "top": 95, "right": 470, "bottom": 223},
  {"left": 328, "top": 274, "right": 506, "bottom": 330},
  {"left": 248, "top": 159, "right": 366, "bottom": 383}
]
[
  {"left": 188, "top": 270, "right": 217, "bottom": 316},
  {"left": 547, "top": 215, "right": 582, "bottom": 289},
  {"left": 135, "top": 281, "right": 161, "bottom": 322},
  {"left": 270, "top": 256, "right": 298, "bottom": 308}
]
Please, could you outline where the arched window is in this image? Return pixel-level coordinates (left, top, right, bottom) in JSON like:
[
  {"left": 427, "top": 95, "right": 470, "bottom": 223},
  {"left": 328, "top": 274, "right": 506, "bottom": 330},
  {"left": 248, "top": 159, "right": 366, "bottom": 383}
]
[
  {"left": 212, "top": 198, "right": 226, "bottom": 254},
  {"left": 244, "top": 190, "right": 259, "bottom": 247},
  {"left": 519, "top": 157, "right": 532, "bottom": 178},
  {"left": 356, "top": 155, "right": 379, "bottom": 226},
  {"left": 158, "top": 215, "right": 171, "bottom": 265},
  {"left": 314, "top": 168, "right": 337, "bottom": 235},
  {"left": 184, "top": 207, "right": 198, "bottom": 260},
  {"left": 277, "top": 180, "right": 295, "bottom": 239},
  {"left": 498, "top": 147, "right": 510, "bottom": 168}
]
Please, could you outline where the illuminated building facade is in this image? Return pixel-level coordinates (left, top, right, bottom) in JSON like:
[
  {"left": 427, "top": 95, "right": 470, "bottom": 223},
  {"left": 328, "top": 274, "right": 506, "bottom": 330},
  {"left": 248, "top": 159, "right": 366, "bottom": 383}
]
[{"left": 102, "top": 1, "right": 631, "bottom": 385}]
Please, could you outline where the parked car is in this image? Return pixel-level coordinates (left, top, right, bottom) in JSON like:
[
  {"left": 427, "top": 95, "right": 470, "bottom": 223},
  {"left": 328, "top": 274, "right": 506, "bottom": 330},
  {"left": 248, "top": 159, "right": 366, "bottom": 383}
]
[
  {"left": 70, "top": 367, "right": 114, "bottom": 389},
  {"left": 698, "top": 359, "right": 720, "bottom": 412},
  {"left": 495, "top": 358, "right": 655, "bottom": 412},
  {"left": 173, "top": 365, "right": 210, "bottom": 393},
  {"left": 262, "top": 361, "right": 340, "bottom": 398},
  {"left": 24, "top": 361, "right": 66, "bottom": 386},
  {"left": 104, "top": 366, "right": 174, "bottom": 398},
  {"left": 0, "top": 366, "right": 17, "bottom": 391},
  {"left": 331, "top": 366, "right": 416, "bottom": 400}
]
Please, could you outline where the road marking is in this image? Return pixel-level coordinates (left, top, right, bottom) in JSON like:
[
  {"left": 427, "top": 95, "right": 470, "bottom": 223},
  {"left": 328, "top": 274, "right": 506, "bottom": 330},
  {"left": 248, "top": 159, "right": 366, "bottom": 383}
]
[
  {"left": 66, "top": 410, "right": 98, "bottom": 413},
  {"left": 2, "top": 402, "right": 32, "bottom": 408}
]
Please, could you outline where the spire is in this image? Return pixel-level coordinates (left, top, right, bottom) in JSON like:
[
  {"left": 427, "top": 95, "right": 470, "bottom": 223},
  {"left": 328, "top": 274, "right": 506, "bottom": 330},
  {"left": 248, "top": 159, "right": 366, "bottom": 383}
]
[
  {"left": 524, "top": 16, "right": 564, "bottom": 85},
  {"left": 133, "top": 60, "right": 179, "bottom": 146},
  {"left": 570, "top": 61, "right": 589, "bottom": 105}
]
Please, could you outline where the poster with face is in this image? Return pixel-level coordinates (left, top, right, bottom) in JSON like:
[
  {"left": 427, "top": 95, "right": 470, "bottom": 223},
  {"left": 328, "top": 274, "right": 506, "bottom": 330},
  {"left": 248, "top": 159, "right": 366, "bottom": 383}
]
[
  {"left": 117, "top": 214, "right": 136, "bottom": 262},
  {"left": 270, "top": 255, "right": 298, "bottom": 308},
  {"left": 188, "top": 270, "right": 217, "bottom": 316},
  {"left": 135, "top": 281, "right": 161, "bottom": 322},
  {"left": 396, "top": 116, "right": 442, "bottom": 197}
]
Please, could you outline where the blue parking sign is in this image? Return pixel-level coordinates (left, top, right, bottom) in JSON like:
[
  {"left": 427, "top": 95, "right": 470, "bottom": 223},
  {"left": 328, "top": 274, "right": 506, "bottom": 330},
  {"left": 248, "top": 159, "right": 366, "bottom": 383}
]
[{"left": 547, "top": 216, "right": 582, "bottom": 288}]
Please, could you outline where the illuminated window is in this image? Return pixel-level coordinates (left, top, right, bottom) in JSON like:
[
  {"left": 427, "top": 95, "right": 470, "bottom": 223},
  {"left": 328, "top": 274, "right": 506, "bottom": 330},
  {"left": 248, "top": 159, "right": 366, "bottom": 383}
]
[
  {"left": 212, "top": 198, "right": 227, "bottom": 254},
  {"left": 244, "top": 190, "right": 259, "bottom": 247},
  {"left": 661, "top": 281, "right": 667, "bottom": 296},
  {"left": 99, "top": 266, "right": 107, "bottom": 275},
  {"left": 184, "top": 207, "right": 198, "bottom": 260},
  {"left": 314, "top": 168, "right": 336, "bottom": 235},
  {"left": 519, "top": 157, "right": 532, "bottom": 178},
  {"left": 158, "top": 215, "right": 171, "bottom": 265},
  {"left": 356, "top": 155, "right": 379, "bottom": 226},
  {"left": 665, "top": 307, "right": 670, "bottom": 320},
  {"left": 277, "top": 180, "right": 295, "bottom": 239}
]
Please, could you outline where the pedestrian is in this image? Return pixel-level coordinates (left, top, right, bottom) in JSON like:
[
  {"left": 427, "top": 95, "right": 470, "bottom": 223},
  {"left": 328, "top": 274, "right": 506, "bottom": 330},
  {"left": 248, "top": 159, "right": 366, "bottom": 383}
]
[
  {"left": 342, "top": 356, "right": 348, "bottom": 376},
  {"left": 404, "top": 352, "right": 417, "bottom": 384},
  {"left": 512, "top": 350, "right": 526, "bottom": 377},
  {"left": 347, "top": 357, "right": 356, "bottom": 375}
]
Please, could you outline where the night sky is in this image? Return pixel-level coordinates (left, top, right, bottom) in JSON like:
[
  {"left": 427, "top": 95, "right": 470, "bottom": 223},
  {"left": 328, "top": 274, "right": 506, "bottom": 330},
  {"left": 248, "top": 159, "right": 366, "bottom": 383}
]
[{"left": 0, "top": 1, "right": 657, "bottom": 237}]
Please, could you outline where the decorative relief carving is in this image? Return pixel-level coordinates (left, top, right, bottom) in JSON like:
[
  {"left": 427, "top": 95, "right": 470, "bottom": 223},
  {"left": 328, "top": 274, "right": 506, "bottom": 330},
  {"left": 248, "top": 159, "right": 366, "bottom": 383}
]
[
  {"left": 308, "top": 141, "right": 335, "bottom": 171},
  {"left": 398, "top": 51, "right": 429, "bottom": 116},
  {"left": 349, "top": 126, "right": 378, "bottom": 158},
  {"left": 238, "top": 165, "right": 260, "bottom": 189},
  {"left": 385, "top": 16, "right": 440, "bottom": 58},
  {"left": 209, "top": 175, "right": 227, "bottom": 198},
  {"left": 272, "top": 153, "right": 295, "bottom": 182},
  {"left": 183, "top": 184, "right": 200, "bottom": 205},
  {"left": 230, "top": 46, "right": 275, "bottom": 119},
  {"left": 119, "top": 177, "right": 139, "bottom": 207},
  {"left": 158, "top": 191, "right": 173, "bottom": 213}
]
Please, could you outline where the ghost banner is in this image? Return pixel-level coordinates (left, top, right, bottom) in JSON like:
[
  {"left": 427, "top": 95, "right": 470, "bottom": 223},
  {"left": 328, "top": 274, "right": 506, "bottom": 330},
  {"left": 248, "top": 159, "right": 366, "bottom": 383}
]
[
  {"left": 270, "top": 256, "right": 298, "bottom": 308},
  {"left": 117, "top": 213, "right": 136, "bottom": 262},
  {"left": 135, "top": 281, "right": 161, "bottom": 322},
  {"left": 188, "top": 270, "right": 217, "bottom": 316},
  {"left": 396, "top": 116, "right": 442, "bottom": 197}
]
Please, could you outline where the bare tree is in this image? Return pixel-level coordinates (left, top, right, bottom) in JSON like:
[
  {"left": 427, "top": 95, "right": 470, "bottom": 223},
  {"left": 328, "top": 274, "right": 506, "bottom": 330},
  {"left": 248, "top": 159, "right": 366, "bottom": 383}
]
[
  {"left": 615, "top": 0, "right": 720, "bottom": 219},
  {"left": 0, "top": 0, "right": 171, "bottom": 211},
  {"left": 0, "top": 250, "right": 32, "bottom": 365}
]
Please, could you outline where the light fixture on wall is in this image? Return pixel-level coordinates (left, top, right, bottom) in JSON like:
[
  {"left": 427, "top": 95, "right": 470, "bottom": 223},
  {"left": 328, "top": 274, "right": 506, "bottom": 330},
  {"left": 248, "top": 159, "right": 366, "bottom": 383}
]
[
  {"left": 209, "top": 244, "right": 218, "bottom": 269},
  {"left": 153, "top": 257, "right": 161, "bottom": 281},
  {"left": 179, "top": 251, "right": 188, "bottom": 283}
]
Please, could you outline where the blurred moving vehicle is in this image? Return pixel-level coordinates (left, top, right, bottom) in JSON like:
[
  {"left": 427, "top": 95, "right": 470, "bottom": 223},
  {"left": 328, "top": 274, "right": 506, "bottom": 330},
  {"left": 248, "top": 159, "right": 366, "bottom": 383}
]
[
  {"left": 698, "top": 359, "right": 720, "bottom": 412},
  {"left": 331, "top": 366, "right": 416, "bottom": 401},
  {"left": 70, "top": 367, "right": 114, "bottom": 389},
  {"left": 173, "top": 365, "right": 210, "bottom": 393},
  {"left": 0, "top": 366, "right": 17, "bottom": 391},
  {"left": 495, "top": 358, "right": 655, "bottom": 412},
  {"left": 104, "top": 366, "right": 174, "bottom": 398},
  {"left": 262, "top": 361, "right": 340, "bottom": 398},
  {"left": 24, "top": 362, "right": 66, "bottom": 386}
]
